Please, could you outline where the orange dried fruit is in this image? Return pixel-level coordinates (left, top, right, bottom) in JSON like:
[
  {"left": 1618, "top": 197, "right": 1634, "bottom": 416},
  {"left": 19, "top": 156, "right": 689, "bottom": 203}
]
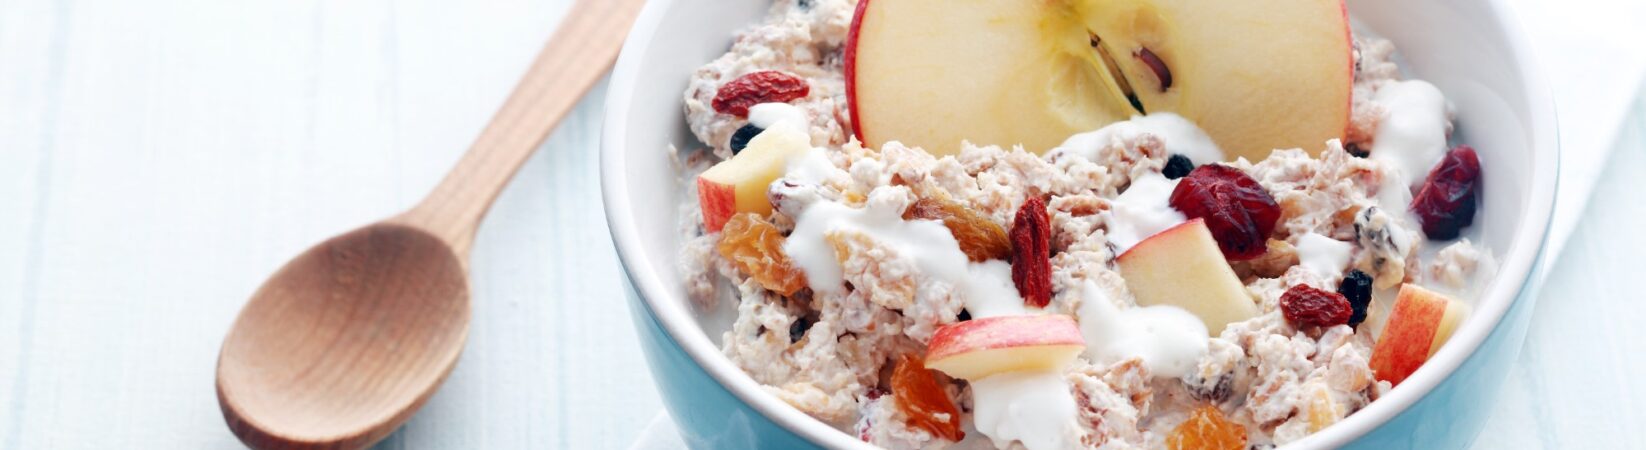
[
  {"left": 717, "top": 213, "right": 807, "bottom": 296},
  {"left": 903, "top": 194, "right": 1010, "bottom": 262},
  {"left": 1167, "top": 405, "right": 1247, "bottom": 450},
  {"left": 891, "top": 354, "right": 965, "bottom": 441}
]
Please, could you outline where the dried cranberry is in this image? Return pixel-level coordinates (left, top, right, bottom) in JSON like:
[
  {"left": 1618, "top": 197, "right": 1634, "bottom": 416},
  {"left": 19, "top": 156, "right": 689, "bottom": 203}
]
[
  {"left": 1163, "top": 154, "right": 1195, "bottom": 179},
  {"left": 1338, "top": 270, "right": 1373, "bottom": 327},
  {"left": 712, "top": 70, "right": 810, "bottom": 117},
  {"left": 1168, "top": 164, "right": 1281, "bottom": 261},
  {"left": 1280, "top": 284, "right": 1353, "bottom": 328},
  {"left": 1010, "top": 197, "right": 1053, "bottom": 308},
  {"left": 1411, "top": 146, "right": 1481, "bottom": 240}
]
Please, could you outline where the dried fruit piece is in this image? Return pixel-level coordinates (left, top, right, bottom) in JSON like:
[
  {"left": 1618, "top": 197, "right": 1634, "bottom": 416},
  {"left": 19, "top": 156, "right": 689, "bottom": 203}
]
[
  {"left": 717, "top": 213, "right": 807, "bottom": 296},
  {"left": 728, "top": 123, "right": 763, "bottom": 154},
  {"left": 712, "top": 70, "right": 811, "bottom": 117},
  {"left": 1338, "top": 269, "right": 1374, "bottom": 327},
  {"left": 1411, "top": 146, "right": 1481, "bottom": 240},
  {"left": 891, "top": 354, "right": 965, "bottom": 441},
  {"left": 1280, "top": 284, "right": 1353, "bottom": 328},
  {"left": 1163, "top": 154, "right": 1195, "bottom": 179},
  {"left": 1167, "top": 405, "right": 1247, "bottom": 450},
  {"left": 1010, "top": 197, "right": 1052, "bottom": 308},
  {"left": 904, "top": 195, "right": 1011, "bottom": 262},
  {"left": 1169, "top": 164, "right": 1281, "bottom": 261}
]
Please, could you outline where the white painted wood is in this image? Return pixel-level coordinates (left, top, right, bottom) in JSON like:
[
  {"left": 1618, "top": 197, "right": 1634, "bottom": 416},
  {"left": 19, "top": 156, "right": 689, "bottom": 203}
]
[
  {"left": 1, "top": 0, "right": 1642, "bottom": 449},
  {"left": 0, "top": 0, "right": 659, "bottom": 448}
]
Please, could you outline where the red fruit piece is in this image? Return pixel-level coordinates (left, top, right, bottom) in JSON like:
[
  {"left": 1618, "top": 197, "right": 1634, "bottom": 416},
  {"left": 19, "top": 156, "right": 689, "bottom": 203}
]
[
  {"left": 1411, "top": 146, "right": 1482, "bottom": 240},
  {"left": 1280, "top": 284, "right": 1353, "bottom": 328},
  {"left": 1010, "top": 196, "right": 1053, "bottom": 308},
  {"left": 1168, "top": 164, "right": 1281, "bottom": 261},
  {"left": 891, "top": 354, "right": 965, "bottom": 441},
  {"left": 712, "top": 70, "right": 811, "bottom": 117}
]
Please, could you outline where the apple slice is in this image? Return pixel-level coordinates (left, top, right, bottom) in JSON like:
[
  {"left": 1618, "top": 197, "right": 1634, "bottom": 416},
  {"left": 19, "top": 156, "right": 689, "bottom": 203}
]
[
  {"left": 846, "top": 0, "right": 1138, "bottom": 155},
  {"left": 1369, "top": 284, "right": 1469, "bottom": 386},
  {"left": 846, "top": 0, "right": 1352, "bottom": 161},
  {"left": 696, "top": 126, "right": 810, "bottom": 232},
  {"left": 1079, "top": 0, "right": 1352, "bottom": 160},
  {"left": 926, "top": 315, "right": 1086, "bottom": 380},
  {"left": 1116, "top": 219, "right": 1256, "bottom": 335}
]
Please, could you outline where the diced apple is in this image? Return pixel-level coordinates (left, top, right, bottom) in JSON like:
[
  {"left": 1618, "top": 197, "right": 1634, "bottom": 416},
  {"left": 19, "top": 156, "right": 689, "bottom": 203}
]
[
  {"left": 696, "top": 127, "right": 810, "bottom": 232},
  {"left": 845, "top": 0, "right": 1353, "bottom": 160},
  {"left": 1369, "top": 283, "right": 1469, "bottom": 386},
  {"left": 1116, "top": 219, "right": 1256, "bottom": 335},
  {"left": 926, "top": 315, "right": 1086, "bottom": 380}
]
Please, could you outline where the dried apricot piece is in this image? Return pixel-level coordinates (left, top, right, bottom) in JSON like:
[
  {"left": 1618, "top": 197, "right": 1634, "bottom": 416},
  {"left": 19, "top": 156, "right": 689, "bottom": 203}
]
[
  {"left": 891, "top": 354, "right": 965, "bottom": 441},
  {"left": 1167, "top": 405, "right": 1247, "bottom": 450},
  {"left": 903, "top": 194, "right": 1011, "bottom": 262},
  {"left": 717, "top": 213, "right": 807, "bottom": 296}
]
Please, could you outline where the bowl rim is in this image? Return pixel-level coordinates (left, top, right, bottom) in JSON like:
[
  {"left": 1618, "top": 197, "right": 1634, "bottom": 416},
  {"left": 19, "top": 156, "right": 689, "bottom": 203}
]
[{"left": 599, "top": 0, "right": 1560, "bottom": 447}]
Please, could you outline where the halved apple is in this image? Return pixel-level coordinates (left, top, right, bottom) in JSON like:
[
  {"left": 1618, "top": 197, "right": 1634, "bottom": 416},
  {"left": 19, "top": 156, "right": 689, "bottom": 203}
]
[
  {"left": 845, "top": 0, "right": 1353, "bottom": 160},
  {"left": 845, "top": 0, "right": 1137, "bottom": 155},
  {"left": 926, "top": 315, "right": 1086, "bottom": 380},
  {"left": 696, "top": 126, "right": 810, "bottom": 232},
  {"left": 1116, "top": 219, "right": 1256, "bottom": 335},
  {"left": 1369, "top": 283, "right": 1469, "bottom": 386}
]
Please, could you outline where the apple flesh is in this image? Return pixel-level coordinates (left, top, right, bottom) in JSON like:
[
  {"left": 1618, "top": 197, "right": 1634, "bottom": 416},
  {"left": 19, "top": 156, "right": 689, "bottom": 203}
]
[
  {"left": 1078, "top": 0, "right": 1353, "bottom": 160},
  {"left": 1369, "top": 283, "right": 1469, "bottom": 386},
  {"left": 926, "top": 315, "right": 1086, "bottom": 380},
  {"left": 845, "top": 0, "right": 1137, "bottom": 155},
  {"left": 845, "top": 0, "right": 1352, "bottom": 161},
  {"left": 1116, "top": 219, "right": 1256, "bottom": 335},
  {"left": 696, "top": 126, "right": 810, "bottom": 232}
]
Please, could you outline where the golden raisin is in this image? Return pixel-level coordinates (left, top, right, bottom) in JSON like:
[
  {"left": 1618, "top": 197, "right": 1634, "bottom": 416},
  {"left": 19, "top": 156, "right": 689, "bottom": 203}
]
[
  {"left": 891, "top": 354, "right": 964, "bottom": 441},
  {"left": 717, "top": 213, "right": 807, "bottom": 296},
  {"left": 1167, "top": 405, "right": 1247, "bottom": 450},
  {"left": 903, "top": 194, "right": 1011, "bottom": 262}
]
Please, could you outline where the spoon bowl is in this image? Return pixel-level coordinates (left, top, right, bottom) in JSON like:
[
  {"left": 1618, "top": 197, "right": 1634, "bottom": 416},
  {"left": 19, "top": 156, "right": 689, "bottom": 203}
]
[{"left": 218, "top": 223, "right": 469, "bottom": 448}]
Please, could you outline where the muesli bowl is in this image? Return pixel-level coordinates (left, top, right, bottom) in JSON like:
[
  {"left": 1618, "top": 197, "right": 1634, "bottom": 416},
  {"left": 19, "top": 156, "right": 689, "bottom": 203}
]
[{"left": 601, "top": 0, "right": 1557, "bottom": 447}]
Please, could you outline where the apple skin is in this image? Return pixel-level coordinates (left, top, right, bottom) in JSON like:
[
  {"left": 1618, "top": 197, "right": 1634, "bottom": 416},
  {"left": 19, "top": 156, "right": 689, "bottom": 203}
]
[
  {"left": 1116, "top": 218, "right": 1256, "bottom": 335},
  {"left": 1368, "top": 283, "right": 1469, "bottom": 386},
  {"left": 696, "top": 177, "right": 738, "bottom": 233},
  {"left": 926, "top": 315, "right": 1086, "bottom": 380}
]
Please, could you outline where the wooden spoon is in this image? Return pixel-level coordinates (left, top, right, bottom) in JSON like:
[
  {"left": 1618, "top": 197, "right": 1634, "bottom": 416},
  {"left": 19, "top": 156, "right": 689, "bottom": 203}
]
[{"left": 215, "top": 1, "right": 645, "bottom": 448}]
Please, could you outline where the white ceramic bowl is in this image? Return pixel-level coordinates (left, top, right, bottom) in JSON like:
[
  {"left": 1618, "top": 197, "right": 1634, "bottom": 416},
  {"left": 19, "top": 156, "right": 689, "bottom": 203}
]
[{"left": 602, "top": 0, "right": 1558, "bottom": 447}]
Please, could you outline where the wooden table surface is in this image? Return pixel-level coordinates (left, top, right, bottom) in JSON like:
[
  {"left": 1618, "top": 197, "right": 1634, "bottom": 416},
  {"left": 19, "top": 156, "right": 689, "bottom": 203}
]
[{"left": 0, "top": 0, "right": 1641, "bottom": 448}]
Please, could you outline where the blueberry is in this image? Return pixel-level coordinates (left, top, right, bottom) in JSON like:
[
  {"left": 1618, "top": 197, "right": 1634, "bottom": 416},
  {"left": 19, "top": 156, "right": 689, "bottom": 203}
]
[
  {"left": 957, "top": 309, "right": 971, "bottom": 322},
  {"left": 1339, "top": 269, "right": 1374, "bottom": 327},
  {"left": 729, "top": 123, "right": 763, "bottom": 154},
  {"left": 1345, "top": 142, "right": 1370, "bottom": 158},
  {"left": 1162, "top": 154, "right": 1195, "bottom": 179}
]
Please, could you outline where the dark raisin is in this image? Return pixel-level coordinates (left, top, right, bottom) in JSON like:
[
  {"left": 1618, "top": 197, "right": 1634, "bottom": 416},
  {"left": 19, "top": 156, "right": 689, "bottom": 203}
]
[
  {"left": 1345, "top": 142, "right": 1369, "bottom": 158},
  {"left": 789, "top": 316, "right": 812, "bottom": 343},
  {"left": 1188, "top": 372, "right": 1232, "bottom": 402},
  {"left": 1163, "top": 154, "right": 1195, "bottom": 179},
  {"left": 1338, "top": 270, "right": 1374, "bottom": 327},
  {"left": 957, "top": 309, "right": 972, "bottom": 322},
  {"left": 729, "top": 124, "right": 763, "bottom": 154}
]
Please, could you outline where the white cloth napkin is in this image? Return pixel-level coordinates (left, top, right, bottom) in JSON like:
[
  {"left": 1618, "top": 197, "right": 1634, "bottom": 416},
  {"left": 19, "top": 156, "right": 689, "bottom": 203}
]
[{"left": 626, "top": 1, "right": 1646, "bottom": 447}]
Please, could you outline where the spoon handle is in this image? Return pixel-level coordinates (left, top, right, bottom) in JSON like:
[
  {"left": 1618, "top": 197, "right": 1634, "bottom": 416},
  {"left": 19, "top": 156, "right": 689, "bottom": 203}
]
[{"left": 399, "top": 0, "right": 645, "bottom": 254}]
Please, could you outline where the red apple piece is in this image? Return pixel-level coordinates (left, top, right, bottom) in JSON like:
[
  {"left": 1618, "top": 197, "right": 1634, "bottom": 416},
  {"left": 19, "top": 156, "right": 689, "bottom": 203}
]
[
  {"left": 696, "top": 126, "right": 810, "bottom": 232},
  {"left": 1116, "top": 219, "right": 1256, "bottom": 335},
  {"left": 1368, "top": 283, "right": 1469, "bottom": 386},
  {"left": 926, "top": 315, "right": 1085, "bottom": 380}
]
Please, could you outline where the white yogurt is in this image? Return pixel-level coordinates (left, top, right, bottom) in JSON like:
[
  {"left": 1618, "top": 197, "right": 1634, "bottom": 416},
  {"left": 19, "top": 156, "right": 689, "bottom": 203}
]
[
  {"left": 1058, "top": 112, "right": 1225, "bottom": 165},
  {"left": 963, "top": 260, "right": 1029, "bottom": 318},
  {"left": 1075, "top": 280, "right": 1208, "bottom": 379},
  {"left": 1104, "top": 173, "right": 1187, "bottom": 254},
  {"left": 1369, "top": 80, "right": 1450, "bottom": 212},
  {"left": 783, "top": 189, "right": 967, "bottom": 295},
  {"left": 969, "top": 370, "right": 1080, "bottom": 450},
  {"left": 1296, "top": 232, "right": 1353, "bottom": 282},
  {"left": 747, "top": 102, "right": 809, "bottom": 135}
]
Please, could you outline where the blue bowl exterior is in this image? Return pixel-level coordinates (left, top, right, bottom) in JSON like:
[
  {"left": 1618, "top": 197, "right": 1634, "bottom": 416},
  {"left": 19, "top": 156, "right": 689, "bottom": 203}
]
[
  {"left": 624, "top": 278, "right": 825, "bottom": 449},
  {"left": 625, "top": 252, "right": 1547, "bottom": 449}
]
